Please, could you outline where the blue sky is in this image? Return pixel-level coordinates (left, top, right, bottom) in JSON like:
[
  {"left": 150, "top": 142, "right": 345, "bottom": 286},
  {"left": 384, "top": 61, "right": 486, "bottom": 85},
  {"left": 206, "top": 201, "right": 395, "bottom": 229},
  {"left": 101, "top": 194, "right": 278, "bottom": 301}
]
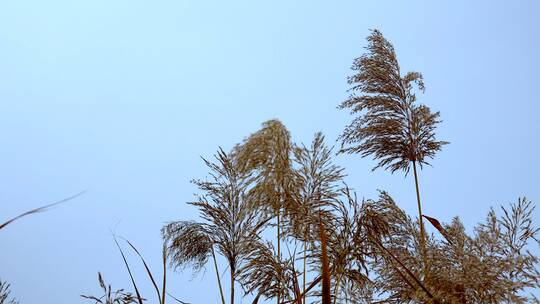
[{"left": 1, "top": 1, "right": 539, "bottom": 303}]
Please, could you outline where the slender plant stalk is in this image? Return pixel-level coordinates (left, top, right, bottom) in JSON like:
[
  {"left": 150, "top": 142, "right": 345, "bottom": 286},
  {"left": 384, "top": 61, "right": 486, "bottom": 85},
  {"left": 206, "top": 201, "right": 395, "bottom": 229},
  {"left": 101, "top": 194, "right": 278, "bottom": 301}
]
[
  {"left": 302, "top": 239, "right": 307, "bottom": 304},
  {"left": 123, "top": 238, "right": 162, "bottom": 303},
  {"left": 333, "top": 274, "right": 343, "bottom": 304},
  {"left": 412, "top": 161, "right": 428, "bottom": 277},
  {"left": 373, "top": 238, "right": 438, "bottom": 303},
  {"left": 291, "top": 276, "right": 322, "bottom": 302},
  {"left": 289, "top": 260, "right": 302, "bottom": 304},
  {"left": 162, "top": 244, "right": 167, "bottom": 304},
  {"left": 277, "top": 209, "right": 281, "bottom": 304},
  {"left": 337, "top": 29, "right": 447, "bottom": 283},
  {"left": 320, "top": 218, "right": 331, "bottom": 304},
  {"left": 384, "top": 252, "right": 416, "bottom": 291},
  {"left": 113, "top": 236, "right": 144, "bottom": 304},
  {"left": 211, "top": 246, "right": 226, "bottom": 304},
  {"left": 251, "top": 294, "right": 261, "bottom": 304},
  {"left": 230, "top": 268, "right": 235, "bottom": 304}
]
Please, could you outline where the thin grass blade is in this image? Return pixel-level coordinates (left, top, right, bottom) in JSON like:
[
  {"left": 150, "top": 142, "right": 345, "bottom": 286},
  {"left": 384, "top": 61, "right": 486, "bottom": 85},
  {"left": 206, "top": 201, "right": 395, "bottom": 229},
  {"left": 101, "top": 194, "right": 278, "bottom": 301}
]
[
  {"left": 123, "top": 238, "right": 162, "bottom": 303},
  {"left": 167, "top": 292, "right": 190, "bottom": 304},
  {"left": 162, "top": 243, "right": 167, "bottom": 304},
  {"left": 0, "top": 191, "right": 85, "bottom": 231},
  {"left": 113, "top": 234, "right": 144, "bottom": 304}
]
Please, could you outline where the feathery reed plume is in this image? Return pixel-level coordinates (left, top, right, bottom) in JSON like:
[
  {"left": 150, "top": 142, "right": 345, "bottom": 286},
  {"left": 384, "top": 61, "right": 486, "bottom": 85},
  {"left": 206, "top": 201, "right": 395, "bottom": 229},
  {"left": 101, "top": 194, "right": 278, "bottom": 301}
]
[
  {"left": 367, "top": 194, "right": 540, "bottom": 303},
  {"left": 233, "top": 119, "right": 295, "bottom": 304},
  {"left": 238, "top": 241, "right": 296, "bottom": 302},
  {"left": 163, "top": 148, "right": 268, "bottom": 304},
  {"left": 81, "top": 272, "right": 139, "bottom": 304},
  {"left": 309, "top": 186, "right": 371, "bottom": 303},
  {"left": 338, "top": 29, "right": 448, "bottom": 276},
  {"left": 161, "top": 221, "right": 213, "bottom": 273},
  {"left": 291, "top": 132, "right": 344, "bottom": 236},
  {"left": 162, "top": 212, "right": 225, "bottom": 303},
  {"left": 360, "top": 192, "right": 443, "bottom": 303},
  {"left": 291, "top": 132, "right": 344, "bottom": 303}
]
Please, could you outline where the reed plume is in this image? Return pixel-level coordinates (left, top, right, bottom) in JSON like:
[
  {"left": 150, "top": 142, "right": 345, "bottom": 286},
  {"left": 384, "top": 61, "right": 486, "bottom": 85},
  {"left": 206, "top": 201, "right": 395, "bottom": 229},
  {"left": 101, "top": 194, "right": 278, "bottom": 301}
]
[
  {"left": 290, "top": 132, "right": 344, "bottom": 303},
  {"left": 163, "top": 148, "right": 267, "bottom": 304},
  {"left": 237, "top": 241, "right": 297, "bottom": 302},
  {"left": 233, "top": 119, "right": 296, "bottom": 304},
  {"left": 338, "top": 29, "right": 448, "bottom": 276},
  {"left": 368, "top": 195, "right": 540, "bottom": 303}
]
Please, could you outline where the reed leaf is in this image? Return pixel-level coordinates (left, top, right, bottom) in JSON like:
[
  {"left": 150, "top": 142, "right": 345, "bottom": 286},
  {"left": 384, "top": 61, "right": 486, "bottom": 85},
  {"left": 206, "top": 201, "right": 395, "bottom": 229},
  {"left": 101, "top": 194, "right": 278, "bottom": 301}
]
[
  {"left": 113, "top": 235, "right": 144, "bottom": 304},
  {"left": 122, "top": 238, "right": 162, "bottom": 304},
  {"left": 422, "top": 215, "right": 453, "bottom": 245},
  {"left": 0, "top": 191, "right": 85, "bottom": 231}
]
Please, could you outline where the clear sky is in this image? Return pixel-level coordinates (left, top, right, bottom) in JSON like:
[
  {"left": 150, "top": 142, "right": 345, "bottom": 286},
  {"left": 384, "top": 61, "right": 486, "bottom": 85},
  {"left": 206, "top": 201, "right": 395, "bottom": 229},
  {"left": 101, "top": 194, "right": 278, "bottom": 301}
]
[{"left": 1, "top": 1, "right": 539, "bottom": 303}]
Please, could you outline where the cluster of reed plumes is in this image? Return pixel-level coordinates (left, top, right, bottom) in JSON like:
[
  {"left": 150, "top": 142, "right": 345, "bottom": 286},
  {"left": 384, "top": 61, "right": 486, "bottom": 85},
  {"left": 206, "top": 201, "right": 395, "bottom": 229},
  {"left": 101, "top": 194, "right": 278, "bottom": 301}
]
[
  {"left": 159, "top": 29, "right": 540, "bottom": 304},
  {"left": 161, "top": 130, "right": 540, "bottom": 303}
]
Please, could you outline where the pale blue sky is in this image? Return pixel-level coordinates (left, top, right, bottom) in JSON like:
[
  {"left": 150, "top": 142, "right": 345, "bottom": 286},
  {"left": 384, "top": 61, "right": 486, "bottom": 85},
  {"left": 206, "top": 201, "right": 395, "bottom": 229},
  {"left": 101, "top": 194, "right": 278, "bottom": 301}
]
[{"left": 1, "top": 1, "right": 539, "bottom": 303}]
